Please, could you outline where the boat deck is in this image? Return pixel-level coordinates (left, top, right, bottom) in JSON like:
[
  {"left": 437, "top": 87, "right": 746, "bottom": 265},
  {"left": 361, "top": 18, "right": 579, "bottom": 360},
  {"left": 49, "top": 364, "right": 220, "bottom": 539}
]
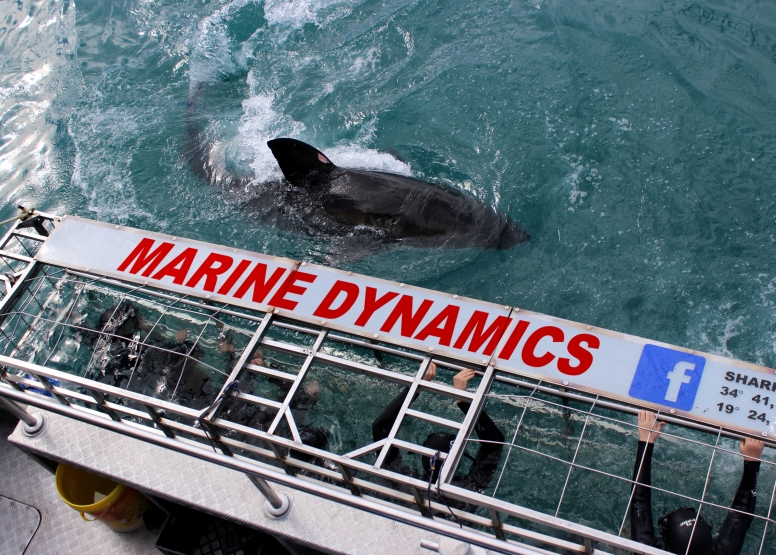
[
  {"left": 4, "top": 409, "right": 440, "bottom": 555},
  {"left": 0, "top": 413, "right": 160, "bottom": 555}
]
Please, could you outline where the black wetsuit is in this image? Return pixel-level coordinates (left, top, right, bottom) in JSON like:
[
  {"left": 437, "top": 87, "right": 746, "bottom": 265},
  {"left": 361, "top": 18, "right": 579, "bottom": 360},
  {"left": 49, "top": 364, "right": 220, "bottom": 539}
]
[
  {"left": 372, "top": 386, "right": 504, "bottom": 494},
  {"left": 83, "top": 301, "right": 145, "bottom": 391},
  {"left": 631, "top": 441, "right": 761, "bottom": 555},
  {"left": 220, "top": 373, "right": 319, "bottom": 430},
  {"left": 218, "top": 366, "right": 327, "bottom": 469},
  {"left": 130, "top": 339, "right": 211, "bottom": 406}
]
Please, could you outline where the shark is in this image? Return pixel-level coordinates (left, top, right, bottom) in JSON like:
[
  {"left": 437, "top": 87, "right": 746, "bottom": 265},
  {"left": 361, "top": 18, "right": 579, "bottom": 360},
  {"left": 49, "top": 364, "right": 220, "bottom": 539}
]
[
  {"left": 184, "top": 87, "right": 528, "bottom": 259},
  {"left": 264, "top": 138, "right": 529, "bottom": 250}
]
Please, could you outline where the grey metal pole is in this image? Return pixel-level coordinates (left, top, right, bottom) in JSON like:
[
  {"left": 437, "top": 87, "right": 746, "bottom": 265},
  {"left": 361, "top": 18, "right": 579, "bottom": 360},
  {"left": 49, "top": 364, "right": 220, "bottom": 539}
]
[
  {"left": 0, "top": 396, "right": 46, "bottom": 435},
  {"left": 247, "top": 474, "right": 291, "bottom": 517}
]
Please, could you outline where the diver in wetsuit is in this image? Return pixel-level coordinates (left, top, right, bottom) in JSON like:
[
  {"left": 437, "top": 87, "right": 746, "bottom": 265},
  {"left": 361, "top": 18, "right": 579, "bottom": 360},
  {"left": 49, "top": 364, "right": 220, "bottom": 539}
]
[
  {"left": 372, "top": 365, "right": 504, "bottom": 496},
  {"left": 218, "top": 349, "right": 328, "bottom": 457},
  {"left": 130, "top": 329, "right": 211, "bottom": 404},
  {"left": 84, "top": 300, "right": 146, "bottom": 388},
  {"left": 631, "top": 410, "right": 765, "bottom": 555}
]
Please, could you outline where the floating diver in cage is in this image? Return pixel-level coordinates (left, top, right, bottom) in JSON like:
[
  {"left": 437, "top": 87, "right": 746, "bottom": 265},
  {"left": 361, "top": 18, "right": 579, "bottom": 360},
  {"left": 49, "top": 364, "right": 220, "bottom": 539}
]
[
  {"left": 631, "top": 410, "right": 765, "bottom": 555},
  {"left": 129, "top": 325, "right": 255, "bottom": 409},
  {"left": 82, "top": 300, "right": 148, "bottom": 390},
  {"left": 216, "top": 348, "right": 329, "bottom": 460},
  {"left": 130, "top": 329, "right": 213, "bottom": 407},
  {"left": 82, "top": 300, "right": 232, "bottom": 409},
  {"left": 372, "top": 364, "right": 505, "bottom": 514}
]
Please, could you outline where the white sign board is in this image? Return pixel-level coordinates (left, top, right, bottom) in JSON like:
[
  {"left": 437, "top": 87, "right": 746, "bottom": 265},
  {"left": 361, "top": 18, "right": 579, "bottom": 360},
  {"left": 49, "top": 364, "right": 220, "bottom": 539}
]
[
  {"left": 37, "top": 216, "right": 299, "bottom": 312},
  {"left": 36, "top": 216, "right": 776, "bottom": 438}
]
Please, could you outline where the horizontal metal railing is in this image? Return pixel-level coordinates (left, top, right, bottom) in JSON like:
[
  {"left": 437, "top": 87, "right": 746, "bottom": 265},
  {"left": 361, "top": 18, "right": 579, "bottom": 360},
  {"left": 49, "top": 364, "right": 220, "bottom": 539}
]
[
  {"left": 0, "top": 385, "right": 549, "bottom": 555},
  {"left": 0, "top": 213, "right": 773, "bottom": 555}
]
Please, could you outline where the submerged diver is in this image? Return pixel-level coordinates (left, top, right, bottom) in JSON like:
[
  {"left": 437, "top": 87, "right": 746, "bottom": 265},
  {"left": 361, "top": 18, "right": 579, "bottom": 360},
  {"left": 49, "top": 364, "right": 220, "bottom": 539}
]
[
  {"left": 218, "top": 349, "right": 329, "bottom": 458},
  {"left": 129, "top": 328, "right": 213, "bottom": 406},
  {"left": 83, "top": 300, "right": 147, "bottom": 389},
  {"left": 83, "top": 301, "right": 245, "bottom": 411},
  {"left": 631, "top": 410, "right": 764, "bottom": 555},
  {"left": 372, "top": 364, "right": 504, "bottom": 500}
]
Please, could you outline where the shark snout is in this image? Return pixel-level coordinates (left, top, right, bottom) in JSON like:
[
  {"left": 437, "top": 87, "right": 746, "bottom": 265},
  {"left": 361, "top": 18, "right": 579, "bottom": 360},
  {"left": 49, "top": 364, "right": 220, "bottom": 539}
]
[{"left": 494, "top": 218, "right": 530, "bottom": 249}]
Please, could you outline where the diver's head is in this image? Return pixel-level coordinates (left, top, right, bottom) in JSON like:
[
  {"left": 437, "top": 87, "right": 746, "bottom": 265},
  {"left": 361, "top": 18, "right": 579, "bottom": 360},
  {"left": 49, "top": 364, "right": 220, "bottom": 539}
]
[
  {"left": 294, "top": 426, "right": 329, "bottom": 463},
  {"left": 422, "top": 432, "right": 456, "bottom": 482},
  {"left": 657, "top": 507, "right": 713, "bottom": 555}
]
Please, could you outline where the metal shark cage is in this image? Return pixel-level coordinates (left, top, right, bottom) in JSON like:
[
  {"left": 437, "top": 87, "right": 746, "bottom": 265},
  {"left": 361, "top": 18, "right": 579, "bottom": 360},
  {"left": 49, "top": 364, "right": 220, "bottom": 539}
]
[{"left": 0, "top": 212, "right": 774, "bottom": 555}]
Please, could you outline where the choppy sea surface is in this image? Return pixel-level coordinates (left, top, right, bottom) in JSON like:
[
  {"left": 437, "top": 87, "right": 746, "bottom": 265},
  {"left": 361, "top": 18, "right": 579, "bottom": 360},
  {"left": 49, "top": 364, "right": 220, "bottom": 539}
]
[{"left": 2, "top": 0, "right": 776, "bottom": 550}]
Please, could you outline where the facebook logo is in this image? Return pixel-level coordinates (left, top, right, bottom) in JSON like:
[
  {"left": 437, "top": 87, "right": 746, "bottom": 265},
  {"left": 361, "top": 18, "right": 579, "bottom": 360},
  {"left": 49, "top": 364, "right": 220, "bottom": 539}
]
[{"left": 628, "top": 345, "right": 706, "bottom": 411}]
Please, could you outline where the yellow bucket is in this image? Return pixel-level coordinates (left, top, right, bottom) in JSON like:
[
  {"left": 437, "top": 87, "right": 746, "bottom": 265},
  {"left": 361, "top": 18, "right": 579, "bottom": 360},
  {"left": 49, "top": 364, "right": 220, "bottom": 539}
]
[{"left": 55, "top": 464, "right": 149, "bottom": 532}]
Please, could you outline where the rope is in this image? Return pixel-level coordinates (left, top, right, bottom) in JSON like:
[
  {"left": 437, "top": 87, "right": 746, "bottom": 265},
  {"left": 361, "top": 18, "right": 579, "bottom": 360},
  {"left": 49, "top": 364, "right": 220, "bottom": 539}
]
[
  {"left": 0, "top": 206, "right": 34, "bottom": 227},
  {"left": 426, "top": 449, "right": 465, "bottom": 529}
]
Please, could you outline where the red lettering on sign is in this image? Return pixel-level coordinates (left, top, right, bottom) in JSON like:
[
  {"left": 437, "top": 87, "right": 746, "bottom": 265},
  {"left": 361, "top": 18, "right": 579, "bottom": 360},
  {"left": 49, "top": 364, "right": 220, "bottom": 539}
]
[
  {"left": 414, "top": 304, "right": 460, "bottom": 346},
  {"left": 233, "top": 263, "right": 287, "bottom": 304},
  {"left": 313, "top": 280, "right": 359, "bottom": 319},
  {"left": 558, "top": 334, "right": 600, "bottom": 376},
  {"left": 216, "top": 259, "right": 252, "bottom": 295},
  {"left": 522, "top": 326, "right": 564, "bottom": 367},
  {"left": 454, "top": 311, "right": 511, "bottom": 355},
  {"left": 269, "top": 271, "right": 317, "bottom": 310},
  {"left": 117, "top": 238, "right": 174, "bottom": 277},
  {"left": 185, "top": 253, "right": 234, "bottom": 292},
  {"left": 497, "top": 320, "right": 530, "bottom": 360},
  {"left": 354, "top": 287, "right": 399, "bottom": 327},
  {"left": 380, "top": 295, "right": 433, "bottom": 338},
  {"left": 151, "top": 248, "right": 198, "bottom": 285}
]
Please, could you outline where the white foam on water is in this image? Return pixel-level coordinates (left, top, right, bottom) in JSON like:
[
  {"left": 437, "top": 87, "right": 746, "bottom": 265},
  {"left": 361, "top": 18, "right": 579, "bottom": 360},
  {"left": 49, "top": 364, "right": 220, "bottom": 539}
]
[
  {"left": 69, "top": 106, "right": 155, "bottom": 223},
  {"left": 190, "top": 0, "right": 411, "bottom": 189},
  {"left": 189, "top": 0, "right": 353, "bottom": 89},
  {"left": 0, "top": 99, "right": 51, "bottom": 176},
  {"left": 188, "top": 0, "right": 257, "bottom": 88},
  {"left": 324, "top": 145, "right": 412, "bottom": 175},
  {"left": 0, "top": 0, "right": 79, "bottom": 209},
  {"left": 236, "top": 67, "right": 412, "bottom": 185},
  {"left": 263, "top": 0, "right": 353, "bottom": 30},
  {"left": 697, "top": 312, "right": 746, "bottom": 360},
  {"left": 39, "top": 16, "right": 58, "bottom": 29},
  {"left": 237, "top": 97, "right": 413, "bottom": 185},
  {"left": 17, "top": 15, "right": 34, "bottom": 29},
  {"left": 237, "top": 91, "right": 306, "bottom": 184}
]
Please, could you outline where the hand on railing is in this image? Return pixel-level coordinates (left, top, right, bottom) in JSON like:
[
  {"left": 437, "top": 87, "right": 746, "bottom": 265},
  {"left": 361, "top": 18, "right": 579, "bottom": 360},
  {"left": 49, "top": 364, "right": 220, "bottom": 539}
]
[
  {"left": 637, "top": 410, "right": 664, "bottom": 444},
  {"left": 422, "top": 362, "right": 437, "bottom": 381},
  {"left": 453, "top": 368, "right": 476, "bottom": 405},
  {"left": 218, "top": 340, "right": 235, "bottom": 354},
  {"left": 740, "top": 437, "right": 765, "bottom": 462},
  {"left": 250, "top": 349, "right": 265, "bottom": 367},
  {"left": 453, "top": 369, "right": 476, "bottom": 391}
]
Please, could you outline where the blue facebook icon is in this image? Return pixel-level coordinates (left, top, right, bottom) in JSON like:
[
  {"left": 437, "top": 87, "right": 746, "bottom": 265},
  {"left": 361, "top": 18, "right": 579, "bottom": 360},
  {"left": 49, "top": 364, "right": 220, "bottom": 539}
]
[{"left": 628, "top": 345, "right": 706, "bottom": 411}]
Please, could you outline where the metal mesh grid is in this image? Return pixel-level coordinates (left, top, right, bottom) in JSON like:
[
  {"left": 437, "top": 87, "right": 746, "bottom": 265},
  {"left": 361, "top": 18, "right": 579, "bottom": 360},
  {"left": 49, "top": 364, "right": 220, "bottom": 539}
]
[
  {"left": 459, "top": 375, "right": 776, "bottom": 554},
  {"left": 0, "top": 213, "right": 773, "bottom": 555}
]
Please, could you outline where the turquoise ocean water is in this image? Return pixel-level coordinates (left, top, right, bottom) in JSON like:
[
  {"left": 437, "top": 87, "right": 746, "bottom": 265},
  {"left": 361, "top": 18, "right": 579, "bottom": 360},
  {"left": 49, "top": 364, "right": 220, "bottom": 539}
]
[{"left": 2, "top": 0, "right": 776, "bottom": 550}]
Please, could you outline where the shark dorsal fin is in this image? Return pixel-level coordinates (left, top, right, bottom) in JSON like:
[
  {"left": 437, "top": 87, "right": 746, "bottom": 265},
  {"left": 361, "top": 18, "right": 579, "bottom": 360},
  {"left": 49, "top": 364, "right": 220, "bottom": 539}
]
[{"left": 267, "top": 138, "right": 335, "bottom": 186}]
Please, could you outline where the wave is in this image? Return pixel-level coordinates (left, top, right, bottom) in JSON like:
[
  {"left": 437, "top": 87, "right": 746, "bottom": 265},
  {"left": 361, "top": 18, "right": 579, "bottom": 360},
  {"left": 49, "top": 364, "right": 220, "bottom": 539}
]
[
  {"left": 189, "top": 0, "right": 412, "bottom": 189},
  {"left": 189, "top": 0, "right": 355, "bottom": 88},
  {"left": 236, "top": 92, "right": 412, "bottom": 187},
  {"left": 263, "top": 0, "right": 354, "bottom": 30},
  {"left": 0, "top": 0, "right": 80, "bottom": 212}
]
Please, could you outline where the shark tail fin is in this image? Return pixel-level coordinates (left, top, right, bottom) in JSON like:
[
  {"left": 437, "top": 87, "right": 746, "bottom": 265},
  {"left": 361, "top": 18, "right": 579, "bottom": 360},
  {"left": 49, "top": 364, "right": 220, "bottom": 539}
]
[{"left": 267, "top": 138, "right": 336, "bottom": 185}]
